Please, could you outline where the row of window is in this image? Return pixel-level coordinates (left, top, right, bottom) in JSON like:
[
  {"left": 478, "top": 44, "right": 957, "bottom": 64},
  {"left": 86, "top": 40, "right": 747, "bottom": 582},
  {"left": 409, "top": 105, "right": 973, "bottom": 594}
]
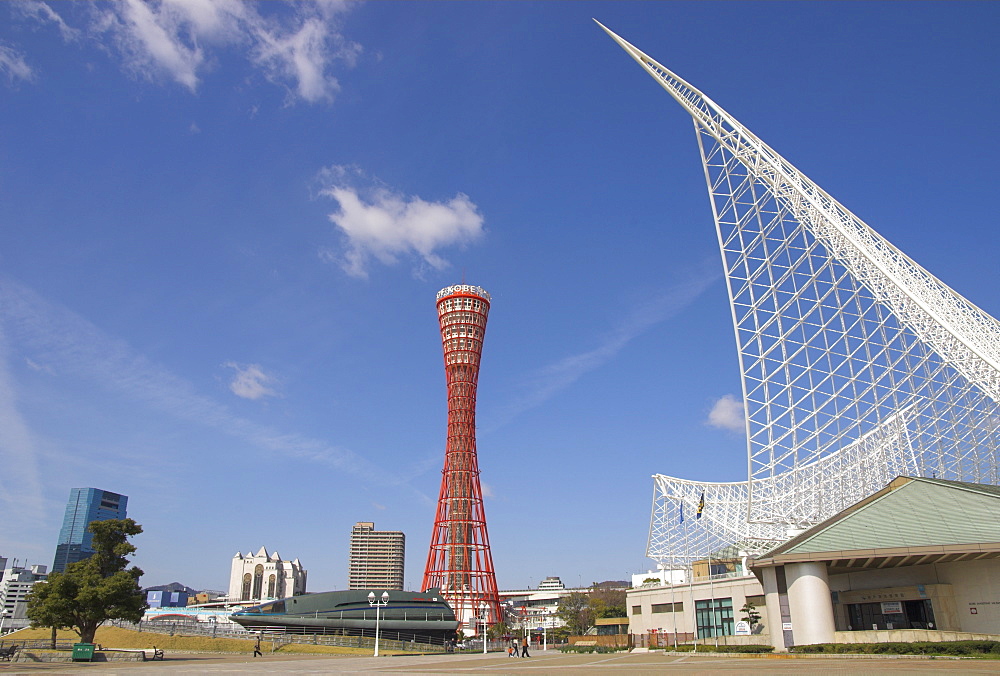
[
  {"left": 443, "top": 326, "right": 482, "bottom": 339},
  {"left": 444, "top": 338, "right": 482, "bottom": 352},
  {"left": 440, "top": 297, "right": 488, "bottom": 312},
  {"left": 445, "top": 354, "right": 480, "bottom": 364},
  {"left": 439, "top": 311, "right": 487, "bottom": 326}
]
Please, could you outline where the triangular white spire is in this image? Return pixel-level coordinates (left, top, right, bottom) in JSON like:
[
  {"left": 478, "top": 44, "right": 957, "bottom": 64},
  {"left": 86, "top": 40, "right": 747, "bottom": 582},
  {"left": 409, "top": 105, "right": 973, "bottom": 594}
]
[{"left": 597, "top": 21, "right": 1000, "bottom": 563}]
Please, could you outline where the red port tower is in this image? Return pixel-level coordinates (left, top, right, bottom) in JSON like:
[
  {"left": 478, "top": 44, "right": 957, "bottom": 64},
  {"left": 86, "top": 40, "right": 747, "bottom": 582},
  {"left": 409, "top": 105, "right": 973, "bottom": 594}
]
[{"left": 422, "top": 284, "right": 501, "bottom": 633}]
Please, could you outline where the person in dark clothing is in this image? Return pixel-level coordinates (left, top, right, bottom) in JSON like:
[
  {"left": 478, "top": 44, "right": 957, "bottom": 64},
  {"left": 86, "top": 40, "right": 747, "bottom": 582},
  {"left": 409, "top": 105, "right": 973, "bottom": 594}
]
[
  {"left": 521, "top": 636, "right": 530, "bottom": 658},
  {"left": 253, "top": 636, "right": 262, "bottom": 658}
]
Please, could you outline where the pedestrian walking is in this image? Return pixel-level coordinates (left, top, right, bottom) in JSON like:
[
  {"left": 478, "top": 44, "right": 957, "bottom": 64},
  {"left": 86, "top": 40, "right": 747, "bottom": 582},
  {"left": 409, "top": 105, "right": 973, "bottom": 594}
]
[
  {"left": 253, "top": 635, "right": 262, "bottom": 658},
  {"left": 522, "top": 636, "right": 530, "bottom": 658}
]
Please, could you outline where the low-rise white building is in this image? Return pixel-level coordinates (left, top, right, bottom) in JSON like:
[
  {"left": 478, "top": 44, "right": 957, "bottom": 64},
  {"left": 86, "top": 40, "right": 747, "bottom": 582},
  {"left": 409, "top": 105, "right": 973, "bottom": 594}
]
[
  {"left": 628, "top": 477, "right": 1000, "bottom": 651},
  {"left": 0, "top": 560, "right": 48, "bottom": 633},
  {"left": 228, "top": 547, "right": 306, "bottom": 604}
]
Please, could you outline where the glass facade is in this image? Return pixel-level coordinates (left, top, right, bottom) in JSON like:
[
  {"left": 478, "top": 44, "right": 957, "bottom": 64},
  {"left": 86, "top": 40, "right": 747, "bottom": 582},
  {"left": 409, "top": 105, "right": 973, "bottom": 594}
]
[
  {"left": 847, "top": 599, "right": 936, "bottom": 631},
  {"left": 52, "top": 488, "right": 127, "bottom": 573},
  {"left": 695, "top": 597, "right": 733, "bottom": 638}
]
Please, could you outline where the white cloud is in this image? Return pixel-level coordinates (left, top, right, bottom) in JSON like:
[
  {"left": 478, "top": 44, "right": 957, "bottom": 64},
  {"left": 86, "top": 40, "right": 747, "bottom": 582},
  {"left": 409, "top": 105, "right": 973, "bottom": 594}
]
[
  {"left": 0, "top": 44, "right": 35, "bottom": 84},
  {"left": 0, "top": 278, "right": 398, "bottom": 485},
  {"left": 105, "top": 0, "right": 205, "bottom": 91},
  {"left": 224, "top": 362, "right": 277, "bottom": 400},
  {"left": 24, "top": 0, "right": 358, "bottom": 103},
  {"left": 488, "top": 260, "right": 720, "bottom": 428},
  {"left": 707, "top": 394, "right": 746, "bottom": 434},
  {"left": 13, "top": 1, "right": 80, "bottom": 42},
  {"left": 0, "top": 333, "right": 46, "bottom": 533},
  {"left": 251, "top": 13, "right": 359, "bottom": 104},
  {"left": 319, "top": 167, "right": 486, "bottom": 278},
  {"left": 25, "top": 357, "right": 54, "bottom": 375}
]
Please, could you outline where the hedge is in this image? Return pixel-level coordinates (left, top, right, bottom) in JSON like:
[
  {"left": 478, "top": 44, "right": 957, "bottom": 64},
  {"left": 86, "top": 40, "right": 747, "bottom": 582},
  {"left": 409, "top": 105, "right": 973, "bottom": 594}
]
[{"left": 791, "top": 641, "right": 1000, "bottom": 656}]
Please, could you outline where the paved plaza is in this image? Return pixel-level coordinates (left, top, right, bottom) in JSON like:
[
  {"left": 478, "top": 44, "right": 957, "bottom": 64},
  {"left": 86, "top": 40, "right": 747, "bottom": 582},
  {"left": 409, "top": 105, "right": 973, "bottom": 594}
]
[{"left": 1, "top": 650, "right": 998, "bottom": 675}]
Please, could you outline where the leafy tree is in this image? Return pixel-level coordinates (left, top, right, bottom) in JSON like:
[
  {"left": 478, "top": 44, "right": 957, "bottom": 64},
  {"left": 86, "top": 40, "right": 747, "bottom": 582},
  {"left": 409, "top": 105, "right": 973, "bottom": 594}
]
[
  {"left": 486, "top": 620, "right": 510, "bottom": 640},
  {"left": 642, "top": 577, "right": 660, "bottom": 585},
  {"left": 557, "top": 592, "right": 594, "bottom": 635},
  {"left": 588, "top": 584, "right": 627, "bottom": 619},
  {"left": 548, "top": 625, "right": 572, "bottom": 643},
  {"left": 27, "top": 519, "right": 147, "bottom": 644},
  {"left": 740, "top": 600, "right": 761, "bottom": 627}
]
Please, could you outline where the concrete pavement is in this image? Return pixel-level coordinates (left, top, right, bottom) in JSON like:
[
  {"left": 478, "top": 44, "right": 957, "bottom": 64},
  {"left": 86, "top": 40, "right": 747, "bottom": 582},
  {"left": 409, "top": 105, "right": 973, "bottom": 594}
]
[{"left": 1, "top": 649, "right": 997, "bottom": 675}]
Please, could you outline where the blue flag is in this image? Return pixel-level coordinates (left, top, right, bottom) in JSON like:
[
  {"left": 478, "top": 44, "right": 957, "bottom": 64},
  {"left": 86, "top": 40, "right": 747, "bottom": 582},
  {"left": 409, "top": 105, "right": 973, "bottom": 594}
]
[
  {"left": 679, "top": 503, "right": 684, "bottom": 524},
  {"left": 696, "top": 492, "right": 705, "bottom": 519}
]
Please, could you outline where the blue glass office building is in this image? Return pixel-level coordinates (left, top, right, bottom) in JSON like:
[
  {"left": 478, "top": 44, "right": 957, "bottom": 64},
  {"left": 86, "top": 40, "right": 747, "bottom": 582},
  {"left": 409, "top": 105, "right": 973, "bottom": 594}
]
[{"left": 52, "top": 488, "right": 128, "bottom": 573}]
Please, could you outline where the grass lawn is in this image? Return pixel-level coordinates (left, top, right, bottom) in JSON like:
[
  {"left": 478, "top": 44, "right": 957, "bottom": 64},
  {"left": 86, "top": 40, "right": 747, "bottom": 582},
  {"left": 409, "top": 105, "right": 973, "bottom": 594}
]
[{"left": 4, "top": 627, "right": 414, "bottom": 656}]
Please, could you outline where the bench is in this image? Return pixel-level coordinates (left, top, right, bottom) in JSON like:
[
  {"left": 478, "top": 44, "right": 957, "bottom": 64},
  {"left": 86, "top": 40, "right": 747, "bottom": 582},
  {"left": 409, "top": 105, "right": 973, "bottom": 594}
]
[
  {"left": 0, "top": 645, "right": 18, "bottom": 661},
  {"left": 140, "top": 647, "right": 164, "bottom": 661}
]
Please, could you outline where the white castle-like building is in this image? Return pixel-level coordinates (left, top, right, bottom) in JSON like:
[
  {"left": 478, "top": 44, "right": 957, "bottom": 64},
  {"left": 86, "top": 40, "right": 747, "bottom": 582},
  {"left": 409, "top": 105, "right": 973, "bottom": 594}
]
[{"left": 228, "top": 547, "right": 307, "bottom": 604}]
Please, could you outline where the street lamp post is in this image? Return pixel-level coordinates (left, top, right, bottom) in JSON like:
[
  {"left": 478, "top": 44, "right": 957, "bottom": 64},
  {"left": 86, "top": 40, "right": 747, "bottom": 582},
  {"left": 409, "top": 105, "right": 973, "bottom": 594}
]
[
  {"left": 479, "top": 601, "right": 488, "bottom": 654},
  {"left": 368, "top": 591, "right": 389, "bottom": 657}
]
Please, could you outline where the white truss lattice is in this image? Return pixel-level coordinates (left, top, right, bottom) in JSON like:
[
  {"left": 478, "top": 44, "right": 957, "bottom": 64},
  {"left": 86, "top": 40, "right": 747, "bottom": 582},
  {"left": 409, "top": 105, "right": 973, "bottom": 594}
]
[{"left": 596, "top": 21, "right": 1000, "bottom": 563}]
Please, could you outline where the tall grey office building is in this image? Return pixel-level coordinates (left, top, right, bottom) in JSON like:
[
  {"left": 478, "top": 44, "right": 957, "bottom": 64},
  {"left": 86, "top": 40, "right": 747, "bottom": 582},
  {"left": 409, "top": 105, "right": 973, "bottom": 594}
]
[
  {"left": 52, "top": 488, "right": 127, "bottom": 573},
  {"left": 348, "top": 522, "right": 404, "bottom": 590}
]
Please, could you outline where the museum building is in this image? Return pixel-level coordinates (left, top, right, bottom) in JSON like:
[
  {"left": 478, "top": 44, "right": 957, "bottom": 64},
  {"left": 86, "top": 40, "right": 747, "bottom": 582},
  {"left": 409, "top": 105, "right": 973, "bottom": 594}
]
[{"left": 627, "top": 476, "right": 1000, "bottom": 650}]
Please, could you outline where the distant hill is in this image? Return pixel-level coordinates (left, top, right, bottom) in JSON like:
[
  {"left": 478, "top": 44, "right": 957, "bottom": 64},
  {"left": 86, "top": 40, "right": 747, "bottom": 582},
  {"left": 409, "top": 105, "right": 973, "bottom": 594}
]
[{"left": 142, "top": 582, "right": 198, "bottom": 594}]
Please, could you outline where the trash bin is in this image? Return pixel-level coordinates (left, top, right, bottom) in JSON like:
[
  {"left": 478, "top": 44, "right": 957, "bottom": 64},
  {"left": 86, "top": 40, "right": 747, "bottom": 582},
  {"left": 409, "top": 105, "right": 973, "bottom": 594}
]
[{"left": 72, "top": 643, "right": 95, "bottom": 661}]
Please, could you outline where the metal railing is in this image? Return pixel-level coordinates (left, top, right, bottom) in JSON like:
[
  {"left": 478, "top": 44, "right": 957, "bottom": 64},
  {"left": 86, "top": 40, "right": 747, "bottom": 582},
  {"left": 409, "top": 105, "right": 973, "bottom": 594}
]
[{"left": 116, "top": 620, "right": 452, "bottom": 653}]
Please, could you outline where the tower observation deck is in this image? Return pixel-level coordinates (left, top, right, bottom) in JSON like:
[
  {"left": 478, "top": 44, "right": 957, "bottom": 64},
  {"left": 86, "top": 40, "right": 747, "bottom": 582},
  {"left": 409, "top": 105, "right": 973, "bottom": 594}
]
[{"left": 422, "top": 284, "right": 501, "bottom": 632}]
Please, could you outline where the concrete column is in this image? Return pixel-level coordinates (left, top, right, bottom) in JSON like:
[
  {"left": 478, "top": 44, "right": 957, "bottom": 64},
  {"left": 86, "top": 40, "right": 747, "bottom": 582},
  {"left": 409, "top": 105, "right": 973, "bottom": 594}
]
[
  {"left": 760, "top": 566, "right": 787, "bottom": 651},
  {"left": 786, "top": 561, "right": 835, "bottom": 645}
]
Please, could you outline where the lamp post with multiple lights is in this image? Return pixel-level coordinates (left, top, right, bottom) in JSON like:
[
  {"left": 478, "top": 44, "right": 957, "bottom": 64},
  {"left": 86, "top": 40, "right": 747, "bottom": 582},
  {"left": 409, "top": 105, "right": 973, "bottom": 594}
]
[
  {"left": 479, "top": 601, "right": 488, "bottom": 654},
  {"left": 368, "top": 591, "right": 389, "bottom": 657}
]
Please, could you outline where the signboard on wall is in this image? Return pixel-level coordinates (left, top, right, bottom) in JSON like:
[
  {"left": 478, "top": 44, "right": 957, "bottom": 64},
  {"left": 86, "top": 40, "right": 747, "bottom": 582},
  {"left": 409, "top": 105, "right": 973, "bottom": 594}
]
[
  {"left": 880, "top": 601, "right": 903, "bottom": 615},
  {"left": 735, "top": 621, "right": 751, "bottom": 636}
]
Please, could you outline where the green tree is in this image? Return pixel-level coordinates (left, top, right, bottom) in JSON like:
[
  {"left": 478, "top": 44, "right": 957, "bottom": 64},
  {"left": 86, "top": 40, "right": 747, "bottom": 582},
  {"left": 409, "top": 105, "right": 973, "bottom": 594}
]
[
  {"left": 740, "top": 600, "right": 761, "bottom": 628},
  {"left": 486, "top": 620, "right": 510, "bottom": 640},
  {"left": 27, "top": 519, "right": 147, "bottom": 644},
  {"left": 557, "top": 592, "right": 594, "bottom": 635},
  {"left": 588, "top": 584, "right": 627, "bottom": 619}
]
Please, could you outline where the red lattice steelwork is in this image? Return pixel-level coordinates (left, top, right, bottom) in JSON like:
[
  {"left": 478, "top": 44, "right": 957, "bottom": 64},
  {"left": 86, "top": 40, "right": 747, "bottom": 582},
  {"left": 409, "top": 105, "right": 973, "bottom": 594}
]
[{"left": 422, "top": 284, "right": 501, "bottom": 634}]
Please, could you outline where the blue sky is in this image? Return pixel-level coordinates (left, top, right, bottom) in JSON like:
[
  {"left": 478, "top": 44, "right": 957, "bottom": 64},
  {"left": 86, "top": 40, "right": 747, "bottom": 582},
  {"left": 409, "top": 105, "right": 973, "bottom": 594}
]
[{"left": 1, "top": 1, "right": 997, "bottom": 593}]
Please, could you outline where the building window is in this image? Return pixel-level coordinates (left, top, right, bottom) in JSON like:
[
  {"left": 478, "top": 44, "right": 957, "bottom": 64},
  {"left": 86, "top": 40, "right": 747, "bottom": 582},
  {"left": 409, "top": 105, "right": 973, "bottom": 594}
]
[
  {"left": 267, "top": 574, "right": 276, "bottom": 598},
  {"left": 652, "top": 602, "right": 683, "bottom": 613},
  {"left": 252, "top": 564, "right": 264, "bottom": 599},
  {"left": 695, "top": 598, "right": 733, "bottom": 638},
  {"left": 632, "top": 605, "right": 642, "bottom": 615},
  {"left": 241, "top": 573, "right": 251, "bottom": 601}
]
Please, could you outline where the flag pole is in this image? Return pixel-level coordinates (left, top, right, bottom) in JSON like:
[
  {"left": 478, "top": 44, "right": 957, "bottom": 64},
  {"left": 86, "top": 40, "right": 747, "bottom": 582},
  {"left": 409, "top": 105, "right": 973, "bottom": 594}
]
[
  {"left": 687, "top": 496, "right": 696, "bottom": 653},
  {"left": 672, "top": 500, "right": 680, "bottom": 650}
]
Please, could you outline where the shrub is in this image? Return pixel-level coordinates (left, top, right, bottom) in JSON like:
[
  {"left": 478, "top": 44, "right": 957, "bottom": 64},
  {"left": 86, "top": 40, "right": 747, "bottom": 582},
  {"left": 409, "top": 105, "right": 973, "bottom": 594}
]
[
  {"left": 558, "top": 644, "right": 621, "bottom": 654},
  {"left": 716, "top": 644, "right": 774, "bottom": 653},
  {"left": 790, "top": 641, "right": 1000, "bottom": 657}
]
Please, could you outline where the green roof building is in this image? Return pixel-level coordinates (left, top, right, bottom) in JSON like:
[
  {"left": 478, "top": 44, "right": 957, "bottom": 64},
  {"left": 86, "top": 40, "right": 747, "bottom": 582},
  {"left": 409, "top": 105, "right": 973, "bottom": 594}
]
[{"left": 751, "top": 476, "right": 1000, "bottom": 648}]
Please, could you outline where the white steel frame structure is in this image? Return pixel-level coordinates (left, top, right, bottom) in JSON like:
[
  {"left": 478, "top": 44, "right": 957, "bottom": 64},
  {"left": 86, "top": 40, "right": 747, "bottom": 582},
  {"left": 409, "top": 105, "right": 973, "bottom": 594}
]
[{"left": 596, "top": 22, "right": 1000, "bottom": 565}]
